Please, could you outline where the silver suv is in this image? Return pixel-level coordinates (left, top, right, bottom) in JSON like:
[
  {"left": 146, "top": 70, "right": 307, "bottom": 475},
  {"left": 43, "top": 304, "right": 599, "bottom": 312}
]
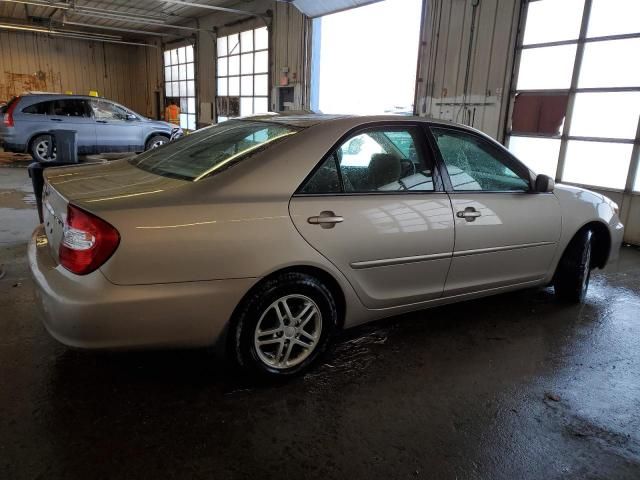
[{"left": 0, "top": 94, "right": 182, "bottom": 162}]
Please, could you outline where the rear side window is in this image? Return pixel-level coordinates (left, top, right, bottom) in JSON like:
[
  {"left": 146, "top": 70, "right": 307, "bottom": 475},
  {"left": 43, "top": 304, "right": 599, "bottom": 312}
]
[
  {"left": 131, "top": 120, "right": 300, "bottom": 181},
  {"left": 300, "top": 126, "right": 435, "bottom": 194},
  {"left": 23, "top": 101, "right": 52, "bottom": 115},
  {"left": 50, "top": 99, "right": 91, "bottom": 117}
]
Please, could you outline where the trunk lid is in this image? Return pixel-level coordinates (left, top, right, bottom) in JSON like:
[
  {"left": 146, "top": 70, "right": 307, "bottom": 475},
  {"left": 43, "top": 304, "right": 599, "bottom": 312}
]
[{"left": 42, "top": 159, "right": 186, "bottom": 261}]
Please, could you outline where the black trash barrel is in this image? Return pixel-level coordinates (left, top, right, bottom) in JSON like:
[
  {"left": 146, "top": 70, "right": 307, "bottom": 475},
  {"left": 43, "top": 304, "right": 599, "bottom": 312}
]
[{"left": 50, "top": 129, "right": 78, "bottom": 163}]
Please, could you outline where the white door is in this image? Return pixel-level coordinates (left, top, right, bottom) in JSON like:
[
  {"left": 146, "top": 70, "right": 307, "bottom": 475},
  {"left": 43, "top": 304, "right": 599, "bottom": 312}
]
[
  {"left": 429, "top": 126, "right": 562, "bottom": 296},
  {"left": 290, "top": 124, "right": 455, "bottom": 309}
]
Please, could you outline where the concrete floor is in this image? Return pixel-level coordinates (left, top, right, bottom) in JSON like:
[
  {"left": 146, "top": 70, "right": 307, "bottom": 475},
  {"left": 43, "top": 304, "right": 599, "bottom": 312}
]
[{"left": 1, "top": 165, "right": 639, "bottom": 479}]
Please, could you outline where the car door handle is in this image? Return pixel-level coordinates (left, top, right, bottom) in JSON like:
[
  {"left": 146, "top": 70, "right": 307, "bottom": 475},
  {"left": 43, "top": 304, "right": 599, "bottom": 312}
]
[
  {"left": 308, "top": 211, "right": 344, "bottom": 229},
  {"left": 50, "top": 118, "right": 63, "bottom": 122},
  {"left": 96, "top": 120, "right": 108, "bottom": 123},
  {"left": 456, "top": 207, "right": 482, "bottom": 222}
]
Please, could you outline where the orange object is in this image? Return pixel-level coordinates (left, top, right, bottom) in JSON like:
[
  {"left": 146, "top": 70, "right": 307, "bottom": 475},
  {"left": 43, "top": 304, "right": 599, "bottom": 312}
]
[{"left": 165, "top": 104, "right": 181, "bottom": 126}]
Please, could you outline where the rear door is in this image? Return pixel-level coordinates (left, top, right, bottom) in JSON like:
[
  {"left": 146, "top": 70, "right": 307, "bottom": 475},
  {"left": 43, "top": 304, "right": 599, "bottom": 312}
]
[
  {"left": 91, "top": 99, "right": 144, "bottom": 153},
  {"left": 48, "top": 99, "right": 97, "bottom": 154},
  {"left": 429, "top": 126, "right": 562, "bottom": 296},
  {"left": 290, "top": 123, "right": 455, "bottom": 309}
]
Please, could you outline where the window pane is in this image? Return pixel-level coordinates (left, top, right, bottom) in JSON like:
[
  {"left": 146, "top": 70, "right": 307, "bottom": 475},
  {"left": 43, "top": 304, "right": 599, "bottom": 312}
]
[
  {"left": 563, "top": 140, "right": 633, "bottom": 189},
  {"left": 217, "top": 36, "right": 227, "bottom": 56},
  {"left": 255, "top": 27, "right": 268, "bottom": 50},
  {"left": 301, "top": 156, "right": 341, "bottom": 194},
  {"left": 635, "top": 167, "right": 640, "bottom": 192},
  {"left": 255, "top": 51, "right": 268, "bottom": 73},
  {"left": 511, "top": 93, "right": 568, "bottom": 135},
  {"left": 228, "top": 55, "right": 240, "bottom": 76},
  {"left": 187, "top": 80, "right": 195, "bottom": 97},
  {"left": 240, "top": 97, "right": 253, "bottom": 116},
  {"left": 228, "top": 33, "right": 240, "bottom": 55},
  {"left": 254, "top": 97, "right": 268, "bottom": 114},
  {"left": 508, "top": 136, "right": 560, "bottom": 178},
  {"left": 186, "top": 63, "right": 194, "bottom": 80},
  {"left": 165, "top": 82, "right": 172, "bottom": 97},
  {"left": 523, "top": 0, "right": 584, "bottom": 45},
  {"left": 178, "top": 64, "right": 187, "bottom": 81},
  {"left": 241, "top": 29, "right": 253, "bottom": 52},
  {"left": 432, "top": 128, "right": 530, "bottom": 191},
  {"left": 578, "top": 38, "right": 640, "bottom": 88},
  {"left": 336, "top": 129, "right": 434, "bottom": 192},
  {"left": 163, "top": 50, "right": 170, "bottom": 66},
  {"left": 178, "top": 47, "right": 186, "bottom": 64},
  {"left": 164, "top": 66, "right": 171, "bottom": 82},
  {"left": 180, "top": 97, "right": 188, "bottom": 113},
  {"left": 188, "top": 97, "right": 195, "bottom": 114},
  {"left": 171, "top": 65, "right": 179, "bottom": 82},
  {"left": 241, "top": 53, "right": 254, "bottom": 74},
  {"left": 217, "top": 57, "right": 227, "bottom": 77},
  {"left": 171, "top": 82, "right": 179, "bottom": 97},
  {"left": 516, "top": 45, "right": 577, "bottom": 90},
  {"left": 179, "top": 81, "right": 187, "bottom": 97},
  {"left": 255, "top": 74, "right": 268, "bottom": 96},
  {"left": 217, "top": 78, "right": 227, "bottom": 96},
  {"left": 185, "top": 45, "right": 194, "bottom": 63},
  {"left": 241, "top": 75, "right": 253, "bottom": 96},
  {"left": 180, "top": 113, "right": 187, "bottom": 130},
  {"left": 229, "top": 76, "right": 240, "bottom": 96},
  {"left": 187, "top": 114, "right": 196, "bottom": 131},
  {"left": 588, "top": 0, "right": 640, "bottom": 37},
  {"left": 570, "top": 92, "right": 640, "bottom": 139},
  {"left": 170, "top": 49, "right": 178, "bottom": 65}
]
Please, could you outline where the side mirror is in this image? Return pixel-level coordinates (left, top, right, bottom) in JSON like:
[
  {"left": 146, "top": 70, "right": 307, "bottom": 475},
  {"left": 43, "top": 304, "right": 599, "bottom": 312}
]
[
  {"left": 534, "top": 174, "right": 555, "bottom": 193},
  {"left": 126, "top": 113, "right": 137, "bottom": 121}
]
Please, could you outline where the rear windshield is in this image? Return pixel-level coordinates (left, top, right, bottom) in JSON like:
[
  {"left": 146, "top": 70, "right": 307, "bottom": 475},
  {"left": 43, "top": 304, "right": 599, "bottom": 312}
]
[{"left": 130, "top": 120, "right": 300, "bottom": 181}]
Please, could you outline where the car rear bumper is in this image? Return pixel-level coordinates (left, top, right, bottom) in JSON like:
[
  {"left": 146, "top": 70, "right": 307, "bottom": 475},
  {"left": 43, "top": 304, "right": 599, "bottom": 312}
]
[{"left": 28, "top": 225, "right": 256, "bottom": 350}]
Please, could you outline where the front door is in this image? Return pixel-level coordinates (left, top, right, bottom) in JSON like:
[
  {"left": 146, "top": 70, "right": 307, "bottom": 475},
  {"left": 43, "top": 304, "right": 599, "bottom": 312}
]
[
  {"left": 91, "top": 99, "right": 144, "bottom": 153},
  {"left": 290, "top": 124, "right": 455, "bottom": 309},
  {"left": 429, "top": 126, "right": 562, "bottom": 296}
]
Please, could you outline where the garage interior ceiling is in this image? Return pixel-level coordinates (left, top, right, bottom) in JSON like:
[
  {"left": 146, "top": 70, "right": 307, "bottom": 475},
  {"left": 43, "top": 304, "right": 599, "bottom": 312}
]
[
  {"left": 0, "top": 0, "right": 266, "bottom": 39},
  {"left": 288, "top": 0, "right": 384, "bottom": 18}
]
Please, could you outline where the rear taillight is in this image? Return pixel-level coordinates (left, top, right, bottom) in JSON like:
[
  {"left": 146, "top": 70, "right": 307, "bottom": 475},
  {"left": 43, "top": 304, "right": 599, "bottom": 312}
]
[
  {"left": 59, "top": 204, "right": 120, "bottom": 275},
  {"left": 3, "top": 96, "right": 20, "bottom": 127}
]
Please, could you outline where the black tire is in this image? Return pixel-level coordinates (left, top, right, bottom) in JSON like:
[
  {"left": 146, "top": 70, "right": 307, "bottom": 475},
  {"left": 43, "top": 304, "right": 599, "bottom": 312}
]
[
  {"left": 231, "top": 272, "right": 337, "bottom": 378},
  {"left": 554, "top": 229, "right": 593, "bottom": 303},
  {"left": 145, "top": 135, "right": 168, "bottom": 151},
  {"left": 30, "top": 134, "right": 57, "bottom": 163}
]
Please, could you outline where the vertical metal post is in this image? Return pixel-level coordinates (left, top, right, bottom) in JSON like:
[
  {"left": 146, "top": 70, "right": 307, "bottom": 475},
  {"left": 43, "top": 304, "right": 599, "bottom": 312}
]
[
  {"left": 555, "top": 0, "right": 592, "bottom": 182},
  {"left": 624, "top": 115, "right": 640, "bottom": 193}
]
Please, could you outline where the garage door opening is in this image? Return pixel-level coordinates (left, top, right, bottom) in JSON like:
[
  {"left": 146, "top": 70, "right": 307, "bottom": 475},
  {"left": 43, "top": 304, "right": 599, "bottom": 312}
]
[{"left": 310, "top": 0, "right": 423, "bottom": 115}]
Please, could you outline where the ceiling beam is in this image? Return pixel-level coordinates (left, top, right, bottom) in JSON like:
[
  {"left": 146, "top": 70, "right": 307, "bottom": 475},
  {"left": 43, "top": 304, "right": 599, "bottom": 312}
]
[{"left": 148, "top": 0, "right": 265, "bottom": 18}]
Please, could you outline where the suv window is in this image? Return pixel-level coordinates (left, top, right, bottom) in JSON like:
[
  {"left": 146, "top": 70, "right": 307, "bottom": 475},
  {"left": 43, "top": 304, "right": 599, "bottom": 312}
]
[
  {"left": 23, "top": 100, "right": 52, "bottom": 115},
  {"left": 431, "top": 128, "right": 530, "bottom": 192},
  {"left": 91, "top": 100, "right": 131, "bottom": 121},
  {"left": 301, "top": 127, "right": 435, "bottom": 194},
  {"left": 50, "top": 99, "right": 91, "bottom": 117}
]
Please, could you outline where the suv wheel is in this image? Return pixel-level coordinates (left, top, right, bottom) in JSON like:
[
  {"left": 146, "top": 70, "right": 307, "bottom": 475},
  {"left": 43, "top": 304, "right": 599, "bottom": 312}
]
[
  {"left": 145, "top": 135, "right": 168, "bottom": 151},
  {"left": 31, "top": 135, "right": 57, "bottom": 163}
]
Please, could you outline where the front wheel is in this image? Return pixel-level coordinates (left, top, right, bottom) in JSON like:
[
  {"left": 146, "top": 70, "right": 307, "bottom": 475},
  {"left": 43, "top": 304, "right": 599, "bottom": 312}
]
[
  {"left": 30, "top": 134, "right": 57, "bottom": 163},
  {"left": 145, "top": 135, "right": 168, "bottom": 151},
  {"left": 231, "top": 272, "right": 337, "bottom": 378},
  {"left": 554, "top": 229, "right": 593, "bottom": 303}
]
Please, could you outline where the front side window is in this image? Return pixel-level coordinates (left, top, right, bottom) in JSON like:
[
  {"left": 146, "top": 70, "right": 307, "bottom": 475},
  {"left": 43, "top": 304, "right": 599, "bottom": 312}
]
[
  {"left": 91, "top": 100, "right": 130, "bottom": 121},
  {"left": 432, "top": 128, "right": 530, "bottom": 192},
  {"left": 131, "top": 120, "right": 299, "bottom": 181},
  {"left": 301, "top": 127, "right": 435, "bottom": 194}
]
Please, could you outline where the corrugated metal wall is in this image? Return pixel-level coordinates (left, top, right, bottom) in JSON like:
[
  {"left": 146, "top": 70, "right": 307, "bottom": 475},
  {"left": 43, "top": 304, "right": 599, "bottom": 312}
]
[
  {"left": 0, "top": 30, "right": 161, "bottom": 117},
  {"left": 415, "top": 0, "right": 521, "bottom": 141}
]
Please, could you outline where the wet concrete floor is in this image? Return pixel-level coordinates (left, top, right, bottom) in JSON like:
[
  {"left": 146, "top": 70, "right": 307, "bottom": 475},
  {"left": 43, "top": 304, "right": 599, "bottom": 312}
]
[{"left": 1, "top": 166, "right": 639, "bottom": 479}]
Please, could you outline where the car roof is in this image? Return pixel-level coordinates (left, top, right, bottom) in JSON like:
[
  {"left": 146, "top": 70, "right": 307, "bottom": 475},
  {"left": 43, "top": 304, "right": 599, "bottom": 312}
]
[
  {"left": 244, "top": 111, "right": 470, "bottom": 130},
  {"left": 17, "top": 93, "right": 111, "bottom": 102}
]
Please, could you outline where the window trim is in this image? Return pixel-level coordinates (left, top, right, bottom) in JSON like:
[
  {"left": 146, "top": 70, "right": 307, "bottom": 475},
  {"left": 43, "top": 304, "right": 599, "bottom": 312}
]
[
  {"left": 294, "top": 121, "right": 446, "bottom": 197},
  {"left": 427, "top": 124, "right": 537, "bottom": 194}
]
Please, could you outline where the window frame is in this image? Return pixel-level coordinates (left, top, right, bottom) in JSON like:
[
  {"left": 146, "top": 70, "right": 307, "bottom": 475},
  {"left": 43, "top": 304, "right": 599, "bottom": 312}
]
[
  {"left": 506, "top": 0, "right": 640, "bottom": 194},
  {"left": 294, "top": 121, "right": 446, "bottom": 196},
  {"left": 163, "top": 44, "right": 197, "bottom": 131},
  {"left": 427, "top": 125, "right": 536, "bottom": 194}
]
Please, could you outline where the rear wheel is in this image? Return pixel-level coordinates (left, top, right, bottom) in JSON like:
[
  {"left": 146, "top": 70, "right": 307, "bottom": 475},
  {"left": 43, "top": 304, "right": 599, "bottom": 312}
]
[
  {"left": 30, "top": 134, "right": 57, "bottom": 163},
  {"left": 231, "top": 272, "right": 337, "bottom": 378},
  {"left": 145, "top": 135, "right": 168, "bottom": 151},
  {"left": 554, "top": 229, "right": 593, "bottom": 303}
]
